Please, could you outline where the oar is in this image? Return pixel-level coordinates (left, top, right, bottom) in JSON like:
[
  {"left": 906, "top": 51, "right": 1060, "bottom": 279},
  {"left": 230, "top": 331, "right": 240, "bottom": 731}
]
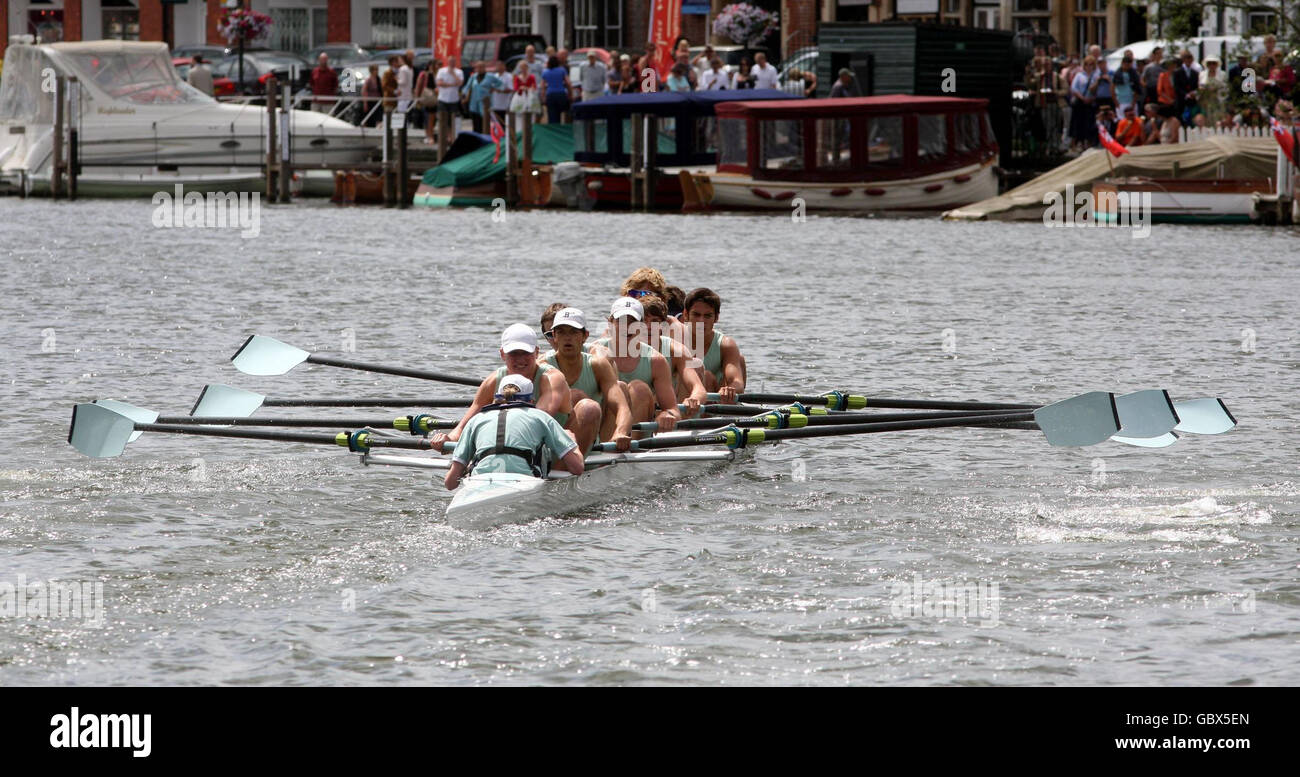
[
  {"left": 705, "top": 390, "right": 1234, "bottom": 436},
  {"left": 94, "top": 400, "right": 454, "bottom": 434},
  {"left": 604, "top": 392, "right": 1120, "bottom": 451},
  {"left": 190, "top": 384, "right": 473, "bottom": 418},
  {"left": 230, "top": 335, "right": 481, "bottom": 386},
  {"left": 69, "top": 403, "right": 447, "bottom": 459},
  {"left": 640, "top": 408, "right": 1047, "bottom": 433}
]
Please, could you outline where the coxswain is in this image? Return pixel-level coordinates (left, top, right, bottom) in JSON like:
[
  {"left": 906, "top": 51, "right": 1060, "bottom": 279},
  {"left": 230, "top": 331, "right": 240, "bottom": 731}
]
[{"left": 444, "top": 375, "right": 585, "bottom": 490}]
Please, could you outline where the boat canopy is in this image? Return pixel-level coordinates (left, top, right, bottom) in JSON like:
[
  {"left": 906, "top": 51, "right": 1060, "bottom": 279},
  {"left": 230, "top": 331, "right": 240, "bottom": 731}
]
[
  {"left": 713, "top": 94, "right": 997, "bottom": 182},
  {"left": 0, "top": 40, "right": 211, "bottom": 125},
  {"left": 572, "top": 89, "right": 791, "bottom": 167}
]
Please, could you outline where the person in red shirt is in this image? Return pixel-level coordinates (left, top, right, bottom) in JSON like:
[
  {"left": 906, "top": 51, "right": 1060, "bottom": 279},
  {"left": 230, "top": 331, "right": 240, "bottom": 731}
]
[
  {"left": 310, "top": 53, "right": 338, "bottom": 113},
  {"left": 1115, "top": 104, "right": 1144, "bottom": 146}
]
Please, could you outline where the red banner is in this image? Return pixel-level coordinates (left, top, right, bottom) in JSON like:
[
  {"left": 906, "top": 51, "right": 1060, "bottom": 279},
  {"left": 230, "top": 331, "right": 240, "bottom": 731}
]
[
  {"left": 646, "top": 0, "right": 682, "bottom": 81},
  {"left": 1097, "top": 123, "right": 1130, "bottom": 157},
  {"left": 433, "top": 0, "right": 462, "bottom": 63}
]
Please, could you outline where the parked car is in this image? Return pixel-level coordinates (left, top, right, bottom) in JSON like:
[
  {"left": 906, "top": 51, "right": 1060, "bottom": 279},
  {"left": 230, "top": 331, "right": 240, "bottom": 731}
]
[
  {"left": 374, "top": 47, "right": 436, "bottom": 71},
  {"left": 172, "top": 44, "right": 230, "bottom": 62},
  {"left": 462, "top": 33, "right": 547, "bottom": 66},
  {"left": 307, "top": 43, "right": 374, "bottom": 67},
  {"left": 212, "top": 50, "right": 311, "bottom": 95},
  {"left": 172, "top": 57, "right": 236, "bottom": 97}
]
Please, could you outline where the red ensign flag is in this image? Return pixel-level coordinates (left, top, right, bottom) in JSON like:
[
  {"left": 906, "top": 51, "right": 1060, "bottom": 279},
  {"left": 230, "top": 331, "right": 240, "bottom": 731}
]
[
  {"left": 434, "top": 0, "right": 463, "bottom": 63},
  {"left": 1097, "top": 123, "right": 1130, "bottom": 157}
]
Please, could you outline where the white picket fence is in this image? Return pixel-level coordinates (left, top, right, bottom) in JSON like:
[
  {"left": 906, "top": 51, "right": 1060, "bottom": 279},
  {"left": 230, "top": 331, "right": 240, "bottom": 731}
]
[{"left": 1181, "top": 125, "right": 1269, "bottom": 142}]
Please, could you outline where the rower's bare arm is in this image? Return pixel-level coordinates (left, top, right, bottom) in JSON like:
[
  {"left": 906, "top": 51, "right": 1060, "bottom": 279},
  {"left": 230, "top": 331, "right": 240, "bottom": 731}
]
[
  {"left": 537, "top": 369, "right": 573, "bottom": 419},
  {"left": 433, "top": 377, "right": 494, "bottom": 451},
  {"left": 651, "top": 355, "right": 682, "bottom": 428},
  {"left": 593, "top": 356, "right": 632, "bottom": 449},
  {"left": 722, "top": 336, "right": 746, "bottom": 391},
  {"left": 675, "top": 342, "right": 708, "bottom": 410}
]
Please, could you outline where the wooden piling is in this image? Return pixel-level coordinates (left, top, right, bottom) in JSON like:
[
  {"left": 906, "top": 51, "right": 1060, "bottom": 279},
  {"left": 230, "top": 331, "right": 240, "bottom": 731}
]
[
  {"left": 643, "top": 114, "right": 657, "bottom": 212},
  {"left": 505, "top": 112, "right": 517, "bottom": 205},
  {"left": 629, "top": 113, "right": 643, "bottom": 210},
  {"left": 398, "top": 112, "right": 409, "bottom": 208},
  {"left": 278, "top": 82, "right": 291, "bottom": 203},
  {"left": 67, "top": 77, "right": 79, "bottom": 201},
  {"left": 52, "top": 76, "right": 65, "bottom": 199},
  {"left": 265, "top": 77, "right": 279, "bottom": 200}
]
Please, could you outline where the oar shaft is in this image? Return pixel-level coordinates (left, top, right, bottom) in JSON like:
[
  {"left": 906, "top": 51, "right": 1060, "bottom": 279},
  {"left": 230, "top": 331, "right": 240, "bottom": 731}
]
[
  {"left": 722, "top": 392, "right": 1038, "bottom": 411},
  {"left": 261, "top": 398, "right": 473, "bottom": 408},
  {"left": 622, "top": 412, "right": 1036, "bottom": 451},
  {"left": 304, "top": 354, "right": 481, "bottom": 387},
  {"left": 133, "top": 423, "right": 434, "bottom": 450},
  {"left": 157, "top": 416, "right": 457, "bottom": 429},
  {"left": 649, "top": 409, "right": 1041, "bottom": 432}
]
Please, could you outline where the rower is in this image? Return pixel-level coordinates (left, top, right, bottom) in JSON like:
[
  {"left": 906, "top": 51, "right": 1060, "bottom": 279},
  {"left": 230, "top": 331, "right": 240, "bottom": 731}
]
[
  {"left": 540, "top": 307, "right": 633, "bottom": 453},
  {"left": 432, "top": 323, "right": 573, "bottom": 455},
  {"left": 619, "top": 267, "right": 691, "bottom": 344},
  {"left": 638, "top": 293, "right": 708, "bottom": 406},
  {"left": 590, "top": 297, "right": 689, "bottom": 430},
  {"left": 681, "top": 287, "right": 745, "bottom": 403},
  {"left": 444, "top": 375, "right": 585, "bottom": 490}
]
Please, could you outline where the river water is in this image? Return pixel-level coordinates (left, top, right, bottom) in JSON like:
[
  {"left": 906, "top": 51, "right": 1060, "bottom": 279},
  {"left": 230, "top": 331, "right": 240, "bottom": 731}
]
[{"left": 1, "top": 198, "right": 1297, "bottom": 685}]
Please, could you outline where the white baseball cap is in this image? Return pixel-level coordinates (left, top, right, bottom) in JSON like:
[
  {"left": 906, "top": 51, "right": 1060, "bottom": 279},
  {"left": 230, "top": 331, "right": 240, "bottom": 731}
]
[
  {"left": 610, "top": 297, "right": 644, "bottom": 321},
  {"left": 500, "top": 323, "right": 538, "bottom": 353},
  {"left": 551, "top": 307, "right": 587, "bottom": 331},
  {"left": 497, "top": 374, "right": 534, "bottom": 396}
]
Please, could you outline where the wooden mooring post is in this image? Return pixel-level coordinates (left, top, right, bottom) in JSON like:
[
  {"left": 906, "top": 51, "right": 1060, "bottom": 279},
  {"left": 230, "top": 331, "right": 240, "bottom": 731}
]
[
  {"left": 397, "top": 111, "right": 410, "bottom": 208},
  {"left": 629, "top": 112, "right": 643, "bottom": 210},
  {"left": 265, "top": 77, "right": 279, "bottom": 200},
  {"left": 278, "top": 82, "right": 292, "bottom": 203}
]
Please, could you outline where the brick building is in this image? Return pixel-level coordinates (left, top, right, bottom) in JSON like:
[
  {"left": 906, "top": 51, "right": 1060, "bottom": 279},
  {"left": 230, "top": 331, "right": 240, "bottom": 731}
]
[{"left": 2, "top": 1, "right": 1286, "bottom": 62}]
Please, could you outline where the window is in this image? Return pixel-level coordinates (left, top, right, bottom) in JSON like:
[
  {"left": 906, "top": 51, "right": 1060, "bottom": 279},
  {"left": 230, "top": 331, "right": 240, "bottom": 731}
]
[
  {"left": 1247, "top": 11, "right": 1277, "bottom": 35},
  {"left": 574, "top": 0, "right": 624, "bottom": 48},
  {"left": 816, "top": 118, "right": 852, "bottom": 169},
  {"left": 414, "top": 7, "right": 430, "bottom": 48},
  {"left": 102, "top": 9, "right": 140, "bottom": 41},
  {"left": 509, "top": 0, "right": 532, "bottom": 34},
  {"left": 575, "top": 119, "right": 609, "bottom": 154},
  {"left": 719, "top": 118, "right": 747, "bottom": 166},
  {"left": 761, "top": 120, "right": 804, "bottom": 171},
  {"left": 1014, "top": 0, "right": 1048, "bottom": 10},
  {"left": 270, "top": 8, "right": 309, "bottom": 53},
  {"left": 312, "top": 8, "right": 328, "bottom": 49},
  {"left": 867, "top": 116, "right": 902, "bottom": 164},
  {"left": 955, "top": 113, "right": 980, "bottom": 153},
  {"left": 371, "top": 9, "right": 409, "bottom": 50},
  {"left": 917, "top": 114, "right": 947, "bottom": 161}
]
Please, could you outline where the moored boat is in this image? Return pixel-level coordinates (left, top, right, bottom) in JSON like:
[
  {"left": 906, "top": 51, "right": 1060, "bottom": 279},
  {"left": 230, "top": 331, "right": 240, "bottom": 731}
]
[{"left": 683, "top": 95, "right": 999, "bottom": 213}]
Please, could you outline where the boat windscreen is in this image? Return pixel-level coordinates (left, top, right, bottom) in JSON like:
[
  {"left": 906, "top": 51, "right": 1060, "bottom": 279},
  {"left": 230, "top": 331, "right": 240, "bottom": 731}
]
[
  {"left": 66, "top": 50, "right": 214, "bottom": 105},
  {"left": 918, "top": 114, "right": 947, "bottom": 161},
  {"left": 955, "top": 113, "right": 980, "bottom": 153},
  {"left": 718, "top": 118, "right": 746, "bottom": 166}
]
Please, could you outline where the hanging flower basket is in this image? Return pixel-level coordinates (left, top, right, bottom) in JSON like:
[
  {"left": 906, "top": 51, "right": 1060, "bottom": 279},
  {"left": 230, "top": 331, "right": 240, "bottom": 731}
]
[
  {"left": 712, "top": 4, "right": 779, "bottom": 48},
  {"left": 217, "top": 9, "right": 275, "bottom": 45}
]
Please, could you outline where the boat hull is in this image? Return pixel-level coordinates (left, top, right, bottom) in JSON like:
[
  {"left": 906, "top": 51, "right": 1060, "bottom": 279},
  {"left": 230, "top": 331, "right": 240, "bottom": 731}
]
[
  {"left": 446, "top": 449, "right": 738, "bottom": 530},
  {"left": 700, "top": 158, "right": 998, "bottom": 213}
]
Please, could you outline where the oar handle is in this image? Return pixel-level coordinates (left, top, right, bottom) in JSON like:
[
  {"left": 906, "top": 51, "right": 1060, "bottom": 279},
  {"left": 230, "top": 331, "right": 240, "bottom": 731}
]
[{"left": 305, "top": 354, "right": 481, "bottom": 387}]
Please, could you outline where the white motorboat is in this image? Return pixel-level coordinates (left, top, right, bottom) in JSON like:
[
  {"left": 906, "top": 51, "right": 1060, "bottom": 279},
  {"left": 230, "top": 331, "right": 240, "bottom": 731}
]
[{"left": 0, "top": 39, "right": 378, "bottom": 196}]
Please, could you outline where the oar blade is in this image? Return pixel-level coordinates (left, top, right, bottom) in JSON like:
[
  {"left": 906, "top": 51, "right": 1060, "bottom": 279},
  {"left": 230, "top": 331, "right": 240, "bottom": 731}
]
[
  {"left": 68, "top": 403, "right": 137, "bottom": 458},
  {"left": 1112, "top": 432, "right": 1179, "bottom": 448},
  {"left": 191, "top": 384, "right": 266, "bottom": 418},
  {"left": 1033, "top": 391, "right": 1119, "bottom": 447},
  {"left": 1115, "top": 389, "right": 1179, "bottom": 438},
  {"left": 1173, "top": 398, "right": 1237, "bottom": 435},
  {"left": 231, "top": 335, "right": 310, "bottom": 376},
  {"left": 92, "top": 399, "right": 159, "bottom": 442}
]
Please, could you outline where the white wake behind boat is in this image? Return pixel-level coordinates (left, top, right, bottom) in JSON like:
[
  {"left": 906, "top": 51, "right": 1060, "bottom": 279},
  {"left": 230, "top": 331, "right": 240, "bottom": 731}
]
[{"left": 0, "top": 40, "right": 378, "bottom": 196}]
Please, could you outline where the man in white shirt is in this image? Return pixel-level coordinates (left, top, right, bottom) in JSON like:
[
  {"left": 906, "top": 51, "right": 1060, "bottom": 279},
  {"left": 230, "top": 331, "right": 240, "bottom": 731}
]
[
  {"left": 396, "top": 52, "right": 414, "bottom": 112},
  {"left": 700, "top": 58, "right": 731, "bottom": 90},
  {"left": 435, "top": 54, "right": 464, "bottom": 138},
  {"left": 490, "top": 60, "right": 514, "bottom": 122},
  {"left": 514, "top": 44, "right": 544, "bottom": 75},
  {"left": 750, "top": 52, "right": 779, "bottom": 89},
  {"left": 186, "top": 54, "right": 214, "bottom": 96}
]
